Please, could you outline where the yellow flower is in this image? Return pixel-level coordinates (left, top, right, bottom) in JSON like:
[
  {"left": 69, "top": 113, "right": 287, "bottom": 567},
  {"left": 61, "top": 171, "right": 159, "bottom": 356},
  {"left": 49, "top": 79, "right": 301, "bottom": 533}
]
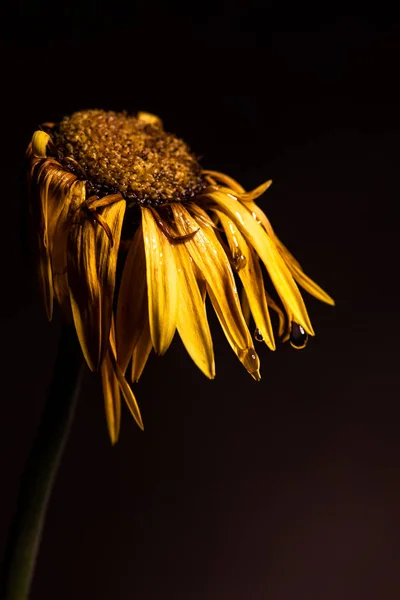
[{"left": 27, "top": 110, "right": 334, "bottom": 443}]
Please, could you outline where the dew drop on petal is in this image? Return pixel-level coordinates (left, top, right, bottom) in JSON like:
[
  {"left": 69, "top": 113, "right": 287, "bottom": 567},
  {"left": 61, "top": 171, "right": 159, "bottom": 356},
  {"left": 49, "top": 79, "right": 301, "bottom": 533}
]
[
  {"left": 290, "top": 322, "right": 308, "bottom": 349},
  {"left": 239, "top": 347, "right": 261, "bottom": 381},
  {"left": 231, "top": 251, "right": 247, "bottom": 272},
  {"left": 254, "top": 328, "right": 264, "bottom": 342}
]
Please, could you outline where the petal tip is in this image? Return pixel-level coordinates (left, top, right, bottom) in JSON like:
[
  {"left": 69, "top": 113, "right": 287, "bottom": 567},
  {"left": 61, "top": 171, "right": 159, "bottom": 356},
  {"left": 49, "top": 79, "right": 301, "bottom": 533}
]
[{"left": 32, "top": 130, "right": 50, "bottom": 158}]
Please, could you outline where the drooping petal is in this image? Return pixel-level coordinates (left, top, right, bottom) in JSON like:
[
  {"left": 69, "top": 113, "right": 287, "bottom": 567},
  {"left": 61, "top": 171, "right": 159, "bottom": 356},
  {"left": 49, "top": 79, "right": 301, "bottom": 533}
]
[
  {"left": 241, "top": 277, "right": 287, "bottom": 339},
  {"left": 36, "top": 231, "right": 54, "bottom": 321},
  {"left": 51, "top": 180, "right": 86, "bottom": 315},
  {"left": 109, "top": 347, "right": 144, "bottom": 431},
  {"left": 100, "top": 319, "right": 121, "bottom": 445},
  {"left": 171, "top": 203, "right": 260, "bottom": 380},
  {"left": 215, "top": 209, "right": 275, "bottom": 350},
  {"left": 264, "top": 291, "right": 286, "bottom": 338},
  {"left": 206, "top": 191, "right": 315, "bottom": 336},
  {"left": 283, "top": 260, "right": 335, "bottom": 306},
  {"left": 241, "top": 287, "right": 251, "bottom": 325},
  {"left": 245, "top": 200, "right": 303, "bottom": 269},
  {"left": 141, "top": 207, "right": 178, "bottom": 355},
  {"left": 187, "top": 203, "right": 218, "bottom": 230},
  {"left": 131, "top": 315, "right": 153, "bottom": 383},
  {"left": 32, "top": 160, "right": 79, "bottom": 319},
  {"left": 68, "top": 196, "right": 126, "bottom": 371},
  {"left": 116, "top": 225, "right": 148, "bottom": 373},
  {"left": 173, "top": 242, "right": 215, "bottom": 379},
  {"left": 102, "top": 316, "right": 144, "bottom": 436},
  {"left": 101, "top": 352, "right": 121, "bottom": 444},
  {"left": 246, "top": 201, "right": 334, "bottom": 304}
]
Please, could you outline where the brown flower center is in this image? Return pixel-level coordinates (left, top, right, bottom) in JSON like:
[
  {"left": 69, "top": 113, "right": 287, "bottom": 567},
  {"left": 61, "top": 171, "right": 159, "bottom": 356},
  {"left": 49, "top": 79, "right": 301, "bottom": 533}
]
[{"left": 50, "top": 109, "right": 205, "bottom": 206}]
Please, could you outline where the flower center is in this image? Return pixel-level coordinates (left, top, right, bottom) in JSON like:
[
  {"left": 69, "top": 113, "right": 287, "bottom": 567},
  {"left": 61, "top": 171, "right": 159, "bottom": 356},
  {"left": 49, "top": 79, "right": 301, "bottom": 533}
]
[{"left": 50, "top": 109, "right": 205, "bottom": 206}]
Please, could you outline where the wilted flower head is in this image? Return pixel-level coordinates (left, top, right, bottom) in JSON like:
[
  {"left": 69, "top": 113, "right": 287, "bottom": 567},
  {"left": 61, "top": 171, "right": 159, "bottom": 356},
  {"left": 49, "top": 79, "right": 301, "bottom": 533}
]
[{"left": 26, "top": 109, "right": 334, "bottom": 443}]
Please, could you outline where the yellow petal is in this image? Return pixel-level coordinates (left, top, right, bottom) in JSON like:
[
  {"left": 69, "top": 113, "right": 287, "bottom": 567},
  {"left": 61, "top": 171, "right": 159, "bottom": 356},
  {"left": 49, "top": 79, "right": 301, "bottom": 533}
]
[
  {"left": 246, "top": 201, "right": 334, "bottom": 305},
  {"left": 241, "top": 287, "right": 251, "bottom": 325},
  {"left": 283, "top": 260, "right": 335, "bottom": 306},
  {"left": 137, "top": 111, "right": 163, "bottom": 127},
  {"left": 264, "top": 291, "right": 286, "bottom": 338},
  {"left": 202, "top": 170, "right": 245, "bottom": 193},
  {"left": 208, "top": 181, "right": 272, "bottom": 203},
  {"left": 186, "top": 203, "right": 218, "bottom": 230},
  {"left": 101, "top": 354, "right": 121, "bottom": 445},
  {"left": 116, "top": 225, "right": 148, "bottom": 373},
  {"left": 239, "top": 180, "right": 272, "bottom": 202},
  {"left": 245, "top": 201, "right": 303, "bottom": 270},
  {"left": 36, "top": 232, "right": 54, "bottom": 321},
  {"left": 141, "top": 207, "right": 178, "bottom": 355},
  {"left": 33, "top": 165, "right": 56, "bottom": 320},
  {"left": 109, "top": 347, "right": 144, "bottom": 430},
  {"left": 216, "top": 210, "right": 275, "bottom": 350},
  {"left": 131, "top": 315, "right": 152, "bottom": 383},
  {"left": 174, "top": 242, "right": 215, "bottom": 379},
  {"left": 207, "top": 191, "right": 315, "bottom": 336},
  {"left": 31, "top": 130, "right": 50, "bottom": 158},
  {"left": 171, "top": 203, "right": 260, "bottom": 380},
  {"left": 52, "top": 180, "right": 86, "bottom": 315},
  {"left": 68, "top": 197, "right": 126, "bottom": 371},
  {"left": 100, "top": 319, "right": 121, "bottom": 445},
  {"left": 32, "top": 161, "right": 79, "bottom": 320},
  {"left": 211, "top": 305, "right": 261, "bottom": 381}
]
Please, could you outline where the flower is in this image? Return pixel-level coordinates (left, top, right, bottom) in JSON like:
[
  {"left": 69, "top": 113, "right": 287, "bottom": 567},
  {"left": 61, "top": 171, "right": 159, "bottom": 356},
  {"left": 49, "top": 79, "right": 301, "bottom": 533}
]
[{"left": 27, "top": 109, "right": 334, "bottom": 443}]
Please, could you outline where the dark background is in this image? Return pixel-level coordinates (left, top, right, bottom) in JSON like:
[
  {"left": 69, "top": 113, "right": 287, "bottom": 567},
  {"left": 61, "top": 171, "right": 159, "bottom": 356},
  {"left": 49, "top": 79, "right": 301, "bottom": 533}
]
[{"left": 1, "top": 7, "right": 400, "bottom": 600}]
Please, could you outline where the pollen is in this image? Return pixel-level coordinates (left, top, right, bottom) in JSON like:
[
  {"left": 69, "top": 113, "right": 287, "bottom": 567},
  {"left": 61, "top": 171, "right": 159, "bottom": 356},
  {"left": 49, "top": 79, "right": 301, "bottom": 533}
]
[{"left": 51, "top": 109, "right": 204, "bottom": 205}]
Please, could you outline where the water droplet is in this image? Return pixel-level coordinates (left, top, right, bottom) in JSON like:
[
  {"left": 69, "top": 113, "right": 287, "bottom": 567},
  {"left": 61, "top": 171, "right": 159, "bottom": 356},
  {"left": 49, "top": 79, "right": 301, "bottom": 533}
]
[
  {"left": 239, "top": 347, "right": 261, "bottom": 381},
  {"left": 231, "top": 251, "right": 247, "bottom": 272},
  {"left": 290, "top": 322, "right": 308, "bottom": 349},
  {"left": 254, "top": 328, "right": 264, "bottom": 342}
]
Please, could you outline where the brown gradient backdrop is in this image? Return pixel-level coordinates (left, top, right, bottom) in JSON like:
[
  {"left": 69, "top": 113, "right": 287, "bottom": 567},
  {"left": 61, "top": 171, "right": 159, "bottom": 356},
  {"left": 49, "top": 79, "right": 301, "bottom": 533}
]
[{"left": 0, "top": 9, "right": 399, "bottom": 600}]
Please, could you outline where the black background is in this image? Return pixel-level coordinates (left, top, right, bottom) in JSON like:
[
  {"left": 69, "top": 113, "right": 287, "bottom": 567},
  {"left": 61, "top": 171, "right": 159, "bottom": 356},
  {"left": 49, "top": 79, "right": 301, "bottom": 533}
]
[{"left": 1, "top": 7, "right": 400, "bottom": 600}]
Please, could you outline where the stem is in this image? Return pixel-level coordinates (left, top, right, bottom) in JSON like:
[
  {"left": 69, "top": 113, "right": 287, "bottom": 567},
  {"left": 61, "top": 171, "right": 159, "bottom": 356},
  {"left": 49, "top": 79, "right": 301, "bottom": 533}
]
[{"left": 0, "top": 323, "right": 84, "bottom": 600}]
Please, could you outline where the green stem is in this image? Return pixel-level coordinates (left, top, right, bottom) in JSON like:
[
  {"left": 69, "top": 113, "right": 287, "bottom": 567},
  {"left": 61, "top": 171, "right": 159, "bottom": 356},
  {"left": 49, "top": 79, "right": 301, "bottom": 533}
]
[{"left": 0, "top": 323, "right": 84, "bottom": 600}]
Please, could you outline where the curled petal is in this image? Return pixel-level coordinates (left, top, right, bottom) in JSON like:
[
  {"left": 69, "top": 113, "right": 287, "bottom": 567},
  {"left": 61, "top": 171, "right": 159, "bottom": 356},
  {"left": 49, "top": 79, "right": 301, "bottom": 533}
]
[
  {"left": 32, "top": 131, "right": 50, "bottom": 158},
  {"left": 52, "top": 180, "right": 86, "bottom": 314},
  {"left": 202, "top": 170, "right": 245, "bottom": 193},
  {"left": 68, "top": 197, "right": 126, "bottom": 371},
  {"left": 207, "top": 181, "right": 272, "bottom": 203},
  {"left": 137, "top": 111, "right": 163, "bottom": 127},
  {"left": 31, "top": 160, "right": 79, "bottom": 319},
  {"left": 141, "top": 207, "right": 178, "bottom": 355},
  {"left": 239, "top": 180, "right": 272, "bottom": 202}
]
